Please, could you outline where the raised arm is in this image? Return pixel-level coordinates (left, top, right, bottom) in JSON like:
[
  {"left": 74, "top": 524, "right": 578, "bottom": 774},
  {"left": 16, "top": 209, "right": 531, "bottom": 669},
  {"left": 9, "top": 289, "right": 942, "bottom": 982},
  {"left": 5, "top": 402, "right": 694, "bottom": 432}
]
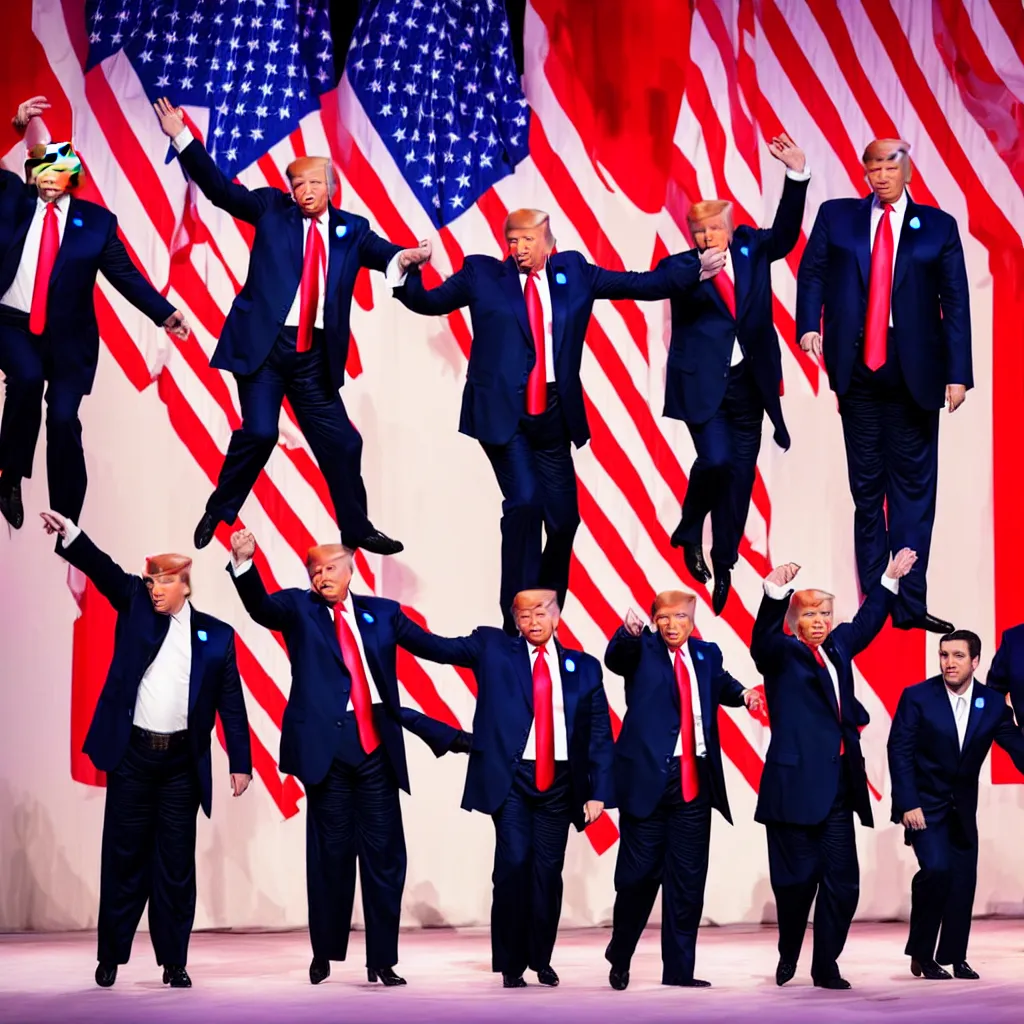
[
  {"left": 394, "top": 262, "right": 474, "bottom": 316},
  {"left": 43, "top": 512, "right": 138, "bottom": 612},
  {"left": 587, "top": 250, "right": 701, "bottom": 301},
  {"left": 226, "top": 530, "right": 296, "bottom": 632},
  {"left": 604, "top": 620, "right": 644, "bottom": 679},
  {"left": 216, "top": 633, "right": 253, "bottom": 777},
  {"left": 938, "top": 216, "right": 972, "bottom": 392},
  {"left": 750, "top": 562, "right": 801, "bottom": 672},
  {"left": 391, "top": 606, "right": 481, "bottom": 668},
  {"left": 763, "top": 133, "right": 810, "bottom": 262},
  {"left": 836, "top": 548, "right": 917, "bottom": 657}
]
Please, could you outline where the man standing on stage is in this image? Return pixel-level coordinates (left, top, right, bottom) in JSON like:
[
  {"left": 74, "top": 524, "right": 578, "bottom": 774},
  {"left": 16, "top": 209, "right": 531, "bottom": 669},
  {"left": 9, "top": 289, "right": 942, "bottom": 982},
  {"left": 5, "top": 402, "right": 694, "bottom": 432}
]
[
  {"left": 0, "top": 96, "right": 188, "bottom": 530},
  {"left": 387, "top": 587, "right": 614, "bottom": 987},
  {"left": 40, "top": 510, "right": 251, "bottom": 989},
  {"left": 394, "top": 209, "right": 712, "bottom": 633},
  {"left": 153, "top": 97, "right": 430, "bottom": 555},
  {"left": 888, "top": 630, "right": 1024, "bottom": 981},
  {"left": 603, "top": 591, "right": 763, "bottom": 989},
  {"left": 751, "top": 547, "right": 917, "bottom": 990},
  {"left": 226, "top": 530, "right": 469, "bottom": 986},
  {"left": 797, "top": 138, "right": 971, "bottom": 633},
  {"left": 666, "top": 135, "right": 809, "bottom": 615}
]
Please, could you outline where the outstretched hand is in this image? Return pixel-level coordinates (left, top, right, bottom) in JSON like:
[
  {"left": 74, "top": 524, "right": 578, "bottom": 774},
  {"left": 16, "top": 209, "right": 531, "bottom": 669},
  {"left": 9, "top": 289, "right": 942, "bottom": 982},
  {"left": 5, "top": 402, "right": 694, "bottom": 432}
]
[
  {"left": 885, "top": 547, "right": 918, "bottom": 580},
  {"left": 231, "top": 528, "right": 256, "bottom": 564},
  {"left": 765, "top": 562, "right": 800, "bottom": 588},
  {"left": 40, "top": 510, "right": 69, "bottom": 538},
  {"left": 14, "top": 95, "right": 50, "bottom": 129},
  {"left": 153, "top": 97, "right": 186, "bottom": 139},
  {"left": 398, "top": 239, "right": 432, "bottom": 272}
]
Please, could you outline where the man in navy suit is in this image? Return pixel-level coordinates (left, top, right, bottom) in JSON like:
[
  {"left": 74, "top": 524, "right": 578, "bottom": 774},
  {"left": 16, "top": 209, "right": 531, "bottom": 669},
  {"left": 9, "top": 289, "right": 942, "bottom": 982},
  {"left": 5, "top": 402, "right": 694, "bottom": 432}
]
[
  {"left": 153, "top": 97, "right": 430, "bottom": 555},
  {"left": 666, "top": 135, "right": 810, "bottom": 616},
  {"left": 603, "top": 591, "right": 763, "bottom": 989},
  {"left": 386, "top": 588, "right": 614, "bottom": 988},
  {"left": 40, "top": 510, "right": 251, "bottom": 990},
  {"left": 751, "top": 547, "right": 917, "bottom": 989},
  {"left": 226, "top": 530, "right": 469, "bottom": 987},
  {"left": 888, "top": 630, "right": 1024, "bottom": 981},
  {"left": 394, "top": 209, "right": 707, "bottom": 632},
  {"left": 797, "top": 138, "right": 971, "bottom": 633},
  {"left": 986, "top": 623, "right": 1024, "bottom": 721},
  {"left": 0, "top": 97, "right": 186, "bottom": 530}
]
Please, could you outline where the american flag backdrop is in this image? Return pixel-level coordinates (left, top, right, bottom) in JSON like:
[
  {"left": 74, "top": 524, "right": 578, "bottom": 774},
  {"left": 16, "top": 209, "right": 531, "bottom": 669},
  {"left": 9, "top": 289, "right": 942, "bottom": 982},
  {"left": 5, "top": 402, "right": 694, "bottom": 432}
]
[{"left": 1, "top": 0, "right": 1023, "bottom": 929}]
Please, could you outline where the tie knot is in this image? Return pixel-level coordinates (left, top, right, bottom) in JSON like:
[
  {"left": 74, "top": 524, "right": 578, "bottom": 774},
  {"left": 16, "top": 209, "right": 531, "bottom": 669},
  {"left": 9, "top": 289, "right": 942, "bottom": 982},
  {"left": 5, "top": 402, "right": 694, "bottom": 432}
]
[{"left": 535, "top": 643, "right": 547, "bottom": 657}]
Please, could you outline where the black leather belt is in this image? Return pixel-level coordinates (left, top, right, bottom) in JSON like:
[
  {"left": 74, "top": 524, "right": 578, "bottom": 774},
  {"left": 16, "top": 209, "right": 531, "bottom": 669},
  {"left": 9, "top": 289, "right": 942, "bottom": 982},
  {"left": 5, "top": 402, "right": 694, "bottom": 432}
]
[{"left": 131, "top": 726, "right": 188, "bottom": 751}]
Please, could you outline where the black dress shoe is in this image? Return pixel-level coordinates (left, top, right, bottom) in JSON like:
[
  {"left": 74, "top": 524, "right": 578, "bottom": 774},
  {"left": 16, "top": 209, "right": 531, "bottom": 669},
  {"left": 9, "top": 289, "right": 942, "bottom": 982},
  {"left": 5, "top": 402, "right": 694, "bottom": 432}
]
[
  {"left": 664, "top": 976, "right": 711, "bottom": 987},
  {"left": 676, "top": 537, "right": 711, "bottom": 584},
  {"left": 368, "top": 966, "right": 406, "bottom": 986},
  {"left": 609, "top": 966, "right": 630, "bottom": 990},
  {"left": 95, "top": 962, "right": 118, "bottom": 987},
  {"left": 0, "top": 478, "right": 23, "bottom": 530},
  {"left": 712, "top": 568, "right": 731, "bottom": 616},
  {"left": 952, "top": 961, "right": 979, "bottom": 980},
  {"left": 536, "top": 965, "right": 559, "bottom": 986},
  {"left": 502, "top": 972, "right": 527, "bottom": 988},
  {"left": 162, "top": 965, "right": 192, "bottom": 988},
  {"left": 894, "top": 613, "right": 954, "bottom": 634},
  {"left": 775, "top": 960, "right": 796, "bottom": 986},
  {"left": 309, "top": 957, "right": 331, "bottom": 985},
  {"left": 910, "top": 958, "right": 951, "bottom": 979},
  {"left": 193, "top": 511, "right": 220, "bottom": 550},
  {"left": 813, "top": 975, "right": 851, "bottom": 990},
  {"left": 348, "top": 529, "right": 404, "bottom": 556}
]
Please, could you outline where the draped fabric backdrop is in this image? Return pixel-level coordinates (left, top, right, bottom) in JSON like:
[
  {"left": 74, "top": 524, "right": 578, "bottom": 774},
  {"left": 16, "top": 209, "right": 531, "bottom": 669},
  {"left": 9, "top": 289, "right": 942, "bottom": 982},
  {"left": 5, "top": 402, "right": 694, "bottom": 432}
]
[{"left": 1, "top": 0, "right": 1023, "bottom": 933}]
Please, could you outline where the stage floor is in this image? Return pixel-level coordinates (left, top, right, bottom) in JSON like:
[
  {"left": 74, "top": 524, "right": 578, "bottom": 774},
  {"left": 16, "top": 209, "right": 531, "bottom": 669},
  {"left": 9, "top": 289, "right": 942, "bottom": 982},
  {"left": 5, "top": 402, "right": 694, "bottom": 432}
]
[{"left": 2, "top": 920, "right": 1024, "bottom": 1023}]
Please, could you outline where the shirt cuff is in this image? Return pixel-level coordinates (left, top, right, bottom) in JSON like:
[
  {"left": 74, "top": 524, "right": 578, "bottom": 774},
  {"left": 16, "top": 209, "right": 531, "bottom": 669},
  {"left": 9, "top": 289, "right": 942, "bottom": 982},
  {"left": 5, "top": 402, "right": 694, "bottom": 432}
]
[
  {"left": 881, "top": 572, "right": 899, "bottom": 595},
  {"left": 763, "top": 579, "right": 793, "bottom": 601},
  {"left": 171, "top": 126, "right": 195, "bottom": 153},
  {"left": 231, "top": 558, "right": 254, "bottom": 576},
  {"left": 785, "top": 165, "right": 811, "bottom": 182},
  {"left": 63, "top": 519, "right": 82, "bottom": 546},
  {"left": 385, "top": 251, "right": 407, "bottom": 288}
]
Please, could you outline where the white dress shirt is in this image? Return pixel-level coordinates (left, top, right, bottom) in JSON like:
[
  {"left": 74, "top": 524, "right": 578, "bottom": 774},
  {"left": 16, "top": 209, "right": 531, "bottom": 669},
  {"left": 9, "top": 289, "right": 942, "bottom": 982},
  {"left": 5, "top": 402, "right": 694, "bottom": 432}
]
[
  {"left": 518, "top": 264, "right": 555, "bottom": 383},
  {"left": 171, "top": 125, "right": 404, "bottom": 325},
  {"left": 947, "top": 683, "right": 972, "bottom": 749},
  {"left": 230, "top": 558, "right": 382, "bottom": 710},
  {"left": 0, "top": 194, "right": 70, "bottom": 312},
  {"left": 522, "top": 643, "right": 569, "bottom": 761},
  {"left": 668, "top": 643, "right": 706, "bottom": 758},
  {"left": 869, "top": 188, "right": 908, "bottom": 328},
  {"left": 134, "top": 601, "right": 193, "bottom": 733}
]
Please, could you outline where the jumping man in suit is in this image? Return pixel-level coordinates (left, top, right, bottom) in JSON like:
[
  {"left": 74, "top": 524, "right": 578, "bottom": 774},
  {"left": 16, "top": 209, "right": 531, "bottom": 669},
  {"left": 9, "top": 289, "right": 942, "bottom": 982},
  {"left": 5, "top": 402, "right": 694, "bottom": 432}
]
[
  {"left": 666, "top": 135, "right": 809, "bottom": 615},
  {"left": 888, "top": 629, "right": 1024, "bottom": 981},
  {"left": 0, "top": 97, "right": 188, "bottom": 529},
  {"left": 226, "top": 530, "right": 469, "bottom": 987},
  {"left": 40, "top": 510, "right": 251, "bottom": 990},
  {"left": 603, "top": 591, "right": 763, "bottom": 989},
  {"left": 751, "top": 547, "right": 917, "bottom": 990},
  {"left": 394, "top": 209, "right": 709, "bottom": 632},
  {"left": 797, "top": 139, "right": 971, "bottom": 633},
  {"left": 153, "top": 97, "right": 430, "bottom": 555}
]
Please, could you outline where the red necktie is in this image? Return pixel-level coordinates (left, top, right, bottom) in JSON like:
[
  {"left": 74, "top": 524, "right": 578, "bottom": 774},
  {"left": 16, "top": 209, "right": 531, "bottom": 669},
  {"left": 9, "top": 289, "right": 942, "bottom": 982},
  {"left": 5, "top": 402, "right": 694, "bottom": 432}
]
[
  {"left": 807, "top": 642, "right": 844, "bottom": 754},
  {"left": 532, "top": 644, "right": 555, "bottom": 791},
  {"left": 29, "top": 202, "right": 60, "bottom": 336},
  {"left": 296, "top": 216, "right": 326, "bottom": 353},
  {"left": 712, "top": 261, "right": 737, "bottom": 319},
  {"left": 864, "top": 203, "right": 893, "bottom": 371},
  {"left": 674, "top": 650, "right": 700, "bottom": 802},
  {"left": 334, "top": 603, "right": 380, "bottom": 755},
  {"left": 524, "top": 271, "right": 547, "bottom": 415}
]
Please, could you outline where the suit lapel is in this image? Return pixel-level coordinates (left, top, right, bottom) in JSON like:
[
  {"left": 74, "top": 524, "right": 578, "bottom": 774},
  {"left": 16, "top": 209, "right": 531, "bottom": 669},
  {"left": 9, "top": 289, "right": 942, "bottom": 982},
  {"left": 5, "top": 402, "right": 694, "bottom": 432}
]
[
  {"left": 959, "top": 682, "right": 986, "bottom": 760},
  {"left": 313, "top": 595, "right": 345, "bottom": 670},
  {"left": 500, "top": 256, "right": 534, "bottom": 348},
  {"left": 514, "top": 636, "right": 535, "bottom": 713},
  {"left": 929, "top": 678, "right": 963, "bottom": 760},
  {"left": 557, "top": 641, "right": 580, "bottom": 742},
  {"left": 808, "top": 639, "right": 840, "bottom": 716},
  {"left": 891, "top": 196, "right": 917, "bottom": 298},
  {"left": 729, "top": 237, "right": 750, "bottom": 323},
  {"left": 48, "top": 196, "right": 84, "bottom": 288},
  {"left": 856, "top": 194, "right": 874, "bottom": 290},
  {"left": 187, "top": 608, "right": 206, "bottom": 716},
  {"left": 688, "top": 638, "right": 713, "bottom": 747},
  {"left": 351, "top": 595, "right": 388, "bottom": 703},
  {"left": 546, "top": 255, "right": 568, "bottom": 366},
  {"left": 325, "top": 207, "right": 348, "bottom": 306},
  {"left": 11, "top": 190, "right": 37, "bottom": 258},
  {"left": 287, "top": 205, "right": 305, "bottom": 284}
]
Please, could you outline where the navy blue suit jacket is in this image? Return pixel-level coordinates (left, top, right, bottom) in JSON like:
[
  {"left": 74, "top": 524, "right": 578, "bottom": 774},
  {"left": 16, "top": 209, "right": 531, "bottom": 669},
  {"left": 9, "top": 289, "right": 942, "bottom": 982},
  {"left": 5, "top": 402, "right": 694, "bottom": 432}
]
[
  {"left": 0, "top": 171, "right": 175, "bottom": 394},
  {"left": 986, "top": 623, "right": 1024, "bottom": 723},
  {"left": 395, "top": 250, "right": 700, "bottom": 447},
  {"left": 177, "top": 139, "right": 399, "bottom": 389},
  {"left": 390, "top": 624, "right": 615, "bottom": 831},
  {"left": 605, "top": 626, "right": 746, "bottom": 823},
  {"left": 796, "top": 193, "right": 972, "bottom": 409},
  {"left": 751, "top": 582, "right": 896, "bottom": 827},
  {"left": 229, "top": 564, "right": 462, "bottom": 789},
  {"left": 59, "top": 532, "right": 251, "bottom": 818},
  {"left": 888, "top": 676, "right": 1024, "bottom": 837},
  {"left": 664, "top": 174, "right": 809, "bottom": 450}
]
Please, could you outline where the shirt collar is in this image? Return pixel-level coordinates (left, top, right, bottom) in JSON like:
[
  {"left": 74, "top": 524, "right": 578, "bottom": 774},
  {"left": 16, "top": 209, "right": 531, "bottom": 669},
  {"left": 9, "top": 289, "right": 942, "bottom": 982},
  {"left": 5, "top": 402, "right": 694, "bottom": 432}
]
[
  {"left": 36, "top": 193, "right": 70, "bottom": 216},
  {"left": 873, "top": 189, "right": 908, "bottom": 216},
  {"left": 170, "top": 601, "right": 192, "bottom": 627},
  {"left": 945, "top": 681, "right": 972, "bottom": 704}
]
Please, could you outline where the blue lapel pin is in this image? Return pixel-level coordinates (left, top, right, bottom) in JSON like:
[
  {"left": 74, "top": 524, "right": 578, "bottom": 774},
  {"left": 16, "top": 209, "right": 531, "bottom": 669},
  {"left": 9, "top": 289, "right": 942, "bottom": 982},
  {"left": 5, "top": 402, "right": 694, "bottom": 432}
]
[
  {"left": 72, "top": 215, "right": 83, "bottom": 227},
  {"left": 362, "top": 611, "right": 374, "bottom": 624},
  {"left": 196, "top": 629, "right": 208, "bottom": 642},
  {"left": 335, "top": 224, "right": 347, "bottom": 238},
  {"left": 974, "top": 696, "right": 985, "bottom": 709},
  {"left": 739, "top": 245, "right": 749, "bottom": 257},
  {"left": 696, "top": 650, "right": 705, "bottom": 661},
  {"left": 554, "top": 271, "right": 567, "bottom": 285},
  {"left": 908, "top": 216, "right": 921, "bottom": 230},
  {"left": 564, "top": 657, "right": 576, "bottom": 672}
]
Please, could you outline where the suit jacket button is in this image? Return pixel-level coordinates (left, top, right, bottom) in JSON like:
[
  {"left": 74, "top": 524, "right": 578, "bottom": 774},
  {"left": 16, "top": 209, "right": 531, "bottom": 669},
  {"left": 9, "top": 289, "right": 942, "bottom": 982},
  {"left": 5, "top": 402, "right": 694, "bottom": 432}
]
[
  {"left": 831, "top": 756, "right": 837, "bottom": 763},
  {"left": 336, "top": 720, "right": 343, "bottom": 727}
]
